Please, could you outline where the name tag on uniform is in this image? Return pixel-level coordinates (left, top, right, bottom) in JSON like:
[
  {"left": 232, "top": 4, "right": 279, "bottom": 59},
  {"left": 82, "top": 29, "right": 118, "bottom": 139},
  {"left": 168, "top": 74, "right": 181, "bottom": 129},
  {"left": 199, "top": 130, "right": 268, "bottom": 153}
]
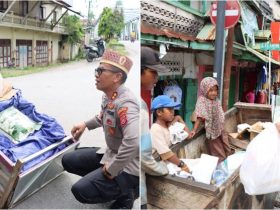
[
  {"left": 105, "top": 114, "right": 116, "bottom": 127},
  {"left": 106, "top": 110, "right": 115, "bottom": 116}
]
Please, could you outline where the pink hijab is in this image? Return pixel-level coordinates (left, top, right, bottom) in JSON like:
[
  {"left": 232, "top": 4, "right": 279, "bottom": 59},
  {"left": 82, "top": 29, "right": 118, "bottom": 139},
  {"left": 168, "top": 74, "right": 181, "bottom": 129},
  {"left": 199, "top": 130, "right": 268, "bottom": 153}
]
[{"left": 195, "top": 77, "right": 224, "bottom": 139}]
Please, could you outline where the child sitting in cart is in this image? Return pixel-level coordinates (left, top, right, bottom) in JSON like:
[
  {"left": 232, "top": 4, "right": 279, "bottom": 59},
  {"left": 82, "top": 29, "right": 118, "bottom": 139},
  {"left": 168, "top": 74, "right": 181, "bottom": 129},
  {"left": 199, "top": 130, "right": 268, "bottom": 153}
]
[
  {"left": 150, "top": 95, "right": 191, "bottom": 173},
  {"left": 189, "top": 77, "right": 234, "bottom": 162}
]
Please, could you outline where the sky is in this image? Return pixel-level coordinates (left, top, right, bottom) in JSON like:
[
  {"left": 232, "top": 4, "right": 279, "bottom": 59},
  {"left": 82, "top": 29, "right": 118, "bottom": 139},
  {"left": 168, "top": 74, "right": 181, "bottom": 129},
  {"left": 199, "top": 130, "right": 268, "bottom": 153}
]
[{"left": 72, "top": 0, "right": 140, "bottom": 20}]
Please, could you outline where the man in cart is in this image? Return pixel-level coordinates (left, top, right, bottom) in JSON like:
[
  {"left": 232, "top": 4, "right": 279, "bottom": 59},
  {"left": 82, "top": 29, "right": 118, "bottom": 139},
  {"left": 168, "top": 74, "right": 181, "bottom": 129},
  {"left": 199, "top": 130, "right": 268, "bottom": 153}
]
[{"left": 62, "top": 49, "right": 139, "bottom": 209}]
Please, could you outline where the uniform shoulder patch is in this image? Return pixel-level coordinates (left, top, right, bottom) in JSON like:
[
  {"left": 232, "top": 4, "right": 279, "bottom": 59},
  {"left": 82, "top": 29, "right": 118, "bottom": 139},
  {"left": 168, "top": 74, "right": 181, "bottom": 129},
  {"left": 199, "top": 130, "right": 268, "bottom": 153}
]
[
  {"left": 118, "top": 107, "right": 128, "bottom": 116},
  {"left": 118, "top": 107, "right": 128, "bottom": 127}
]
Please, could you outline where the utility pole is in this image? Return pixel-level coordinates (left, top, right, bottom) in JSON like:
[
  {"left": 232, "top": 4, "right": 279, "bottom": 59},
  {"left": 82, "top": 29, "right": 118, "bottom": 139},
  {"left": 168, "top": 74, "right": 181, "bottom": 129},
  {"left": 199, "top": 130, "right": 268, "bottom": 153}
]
[
  {"left": 213, "top": 1, "right": 226, "bottom": 101},
  {"left": 222, "top": 27, "right": 234, "bottom": 111},
  {"left": 87, "top": 0, "right": 92, "bottom": 26}
]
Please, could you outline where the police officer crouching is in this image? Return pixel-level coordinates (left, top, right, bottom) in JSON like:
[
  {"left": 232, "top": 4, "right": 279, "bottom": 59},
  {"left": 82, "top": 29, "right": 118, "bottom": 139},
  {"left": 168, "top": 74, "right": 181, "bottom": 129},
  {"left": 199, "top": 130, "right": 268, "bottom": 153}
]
[{"left": 62, "top": 50, "right": 139, "bottom": 209}]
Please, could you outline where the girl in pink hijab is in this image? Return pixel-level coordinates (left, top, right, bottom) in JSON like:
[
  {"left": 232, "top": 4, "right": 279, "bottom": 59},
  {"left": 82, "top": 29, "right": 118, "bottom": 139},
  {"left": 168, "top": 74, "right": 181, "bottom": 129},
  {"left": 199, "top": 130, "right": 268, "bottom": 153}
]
[{"left": 189, "top": 77, "right": 233, "bottom": 162}]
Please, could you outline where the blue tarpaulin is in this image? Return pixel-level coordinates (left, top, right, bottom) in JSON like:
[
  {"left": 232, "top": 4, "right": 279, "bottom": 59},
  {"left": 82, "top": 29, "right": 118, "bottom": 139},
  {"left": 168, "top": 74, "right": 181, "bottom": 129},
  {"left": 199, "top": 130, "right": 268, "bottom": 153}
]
[{"left": 0, "top": 90, "right": 66, "bottom": 171}]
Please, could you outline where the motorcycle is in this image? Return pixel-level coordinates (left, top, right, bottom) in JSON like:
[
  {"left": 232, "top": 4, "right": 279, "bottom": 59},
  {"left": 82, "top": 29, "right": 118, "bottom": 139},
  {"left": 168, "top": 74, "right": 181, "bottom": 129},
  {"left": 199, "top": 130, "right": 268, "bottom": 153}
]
[{"left": 84, "top": 38, "right": 105, "bottom": 62}]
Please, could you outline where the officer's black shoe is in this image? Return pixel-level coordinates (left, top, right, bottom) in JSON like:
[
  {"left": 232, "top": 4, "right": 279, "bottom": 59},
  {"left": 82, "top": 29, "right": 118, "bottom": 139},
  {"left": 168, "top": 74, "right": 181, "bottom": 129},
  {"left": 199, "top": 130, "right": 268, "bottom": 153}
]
[
  {"left": 141, "top": 204, "right": 147, "bottom": 209},
  {"left": 110, "top": 191, "right": 135, "bottom": 209}
]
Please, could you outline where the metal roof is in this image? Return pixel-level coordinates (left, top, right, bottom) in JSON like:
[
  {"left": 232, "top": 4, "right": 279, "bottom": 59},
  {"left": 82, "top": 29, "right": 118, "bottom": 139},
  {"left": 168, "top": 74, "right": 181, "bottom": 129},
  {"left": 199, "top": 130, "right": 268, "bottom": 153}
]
[{"left": 196, "top": 23, "right": 216, "bottom": 41}]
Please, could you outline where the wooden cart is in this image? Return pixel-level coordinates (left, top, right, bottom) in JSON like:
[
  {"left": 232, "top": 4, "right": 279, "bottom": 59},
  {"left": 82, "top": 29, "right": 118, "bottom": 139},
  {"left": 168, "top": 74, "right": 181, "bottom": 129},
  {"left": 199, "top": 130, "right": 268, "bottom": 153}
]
[
  {"left": 0, "top": 136, "right": 78, "bottom": 208},
  {"left": 147, "top": 102, "right": 272, "bottom": 209}
]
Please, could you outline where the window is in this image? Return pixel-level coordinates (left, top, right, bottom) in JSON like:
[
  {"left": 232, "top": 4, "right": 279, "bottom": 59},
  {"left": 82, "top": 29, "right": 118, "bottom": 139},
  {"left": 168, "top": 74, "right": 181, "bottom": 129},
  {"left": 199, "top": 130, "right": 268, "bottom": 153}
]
[
  {"left": 16, "top": 40, "right": 32, "bottom": 67},
  {"left": 21, "top": 1, "right": 28, "bottom": 16},
  {"left": 0, "top": 1, "right": 8, "bottom": 12},
  {"left": 0, "top": 39, "right": 11, "bottom": 68},
  {"left": 36, "top": 41, "right": 48, "bottom": 66},
  {"left": 52, "top": 11, "right": 57, "bottom": 23},
  {"left": 40, "top": 5, "right": 46, "bottom": 19}
]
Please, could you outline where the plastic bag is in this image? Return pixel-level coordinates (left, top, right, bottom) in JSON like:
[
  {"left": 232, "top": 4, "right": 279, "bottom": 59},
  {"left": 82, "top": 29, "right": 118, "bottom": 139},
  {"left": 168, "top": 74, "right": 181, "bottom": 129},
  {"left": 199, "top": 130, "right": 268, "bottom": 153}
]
[
  {"left": 163, "top": 83, "right": 182, "bottom": 110},
  {"left": 240, "top": 124, "right": 280, "bottom": 195},
  {"left": 169, "top": 122, "right": 188, "bottom": 144},
  {"left": 0, "top": 106, "right": 42, "bottom": 143}
]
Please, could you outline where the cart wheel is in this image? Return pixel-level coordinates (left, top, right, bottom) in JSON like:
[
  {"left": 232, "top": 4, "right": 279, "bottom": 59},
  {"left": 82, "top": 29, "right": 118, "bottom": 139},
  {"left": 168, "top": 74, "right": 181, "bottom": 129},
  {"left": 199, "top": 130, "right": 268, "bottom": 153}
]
[{"left": 228, "top": 184, "right": 252, "bottom": 209}]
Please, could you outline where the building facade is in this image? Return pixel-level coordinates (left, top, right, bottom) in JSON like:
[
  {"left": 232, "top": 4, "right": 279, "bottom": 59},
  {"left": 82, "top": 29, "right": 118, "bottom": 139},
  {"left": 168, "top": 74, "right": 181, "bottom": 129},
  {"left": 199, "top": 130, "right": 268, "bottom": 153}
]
[{"left": 0, "top": 0, "right": 79, "bottom": 68}]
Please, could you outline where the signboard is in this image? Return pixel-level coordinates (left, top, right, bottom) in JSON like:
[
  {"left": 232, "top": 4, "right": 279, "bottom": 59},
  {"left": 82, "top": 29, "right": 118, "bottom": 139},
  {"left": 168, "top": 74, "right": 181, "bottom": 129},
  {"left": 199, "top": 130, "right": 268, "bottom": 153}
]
[
  {"left": 257, "top": 43, "right": 280, "bottom": 51},
  {"left": 271, "top": 22, "right": 280, "bottom": 61},
  {"left": 210, "top": 0, "right": 241, "bottom": 29}
]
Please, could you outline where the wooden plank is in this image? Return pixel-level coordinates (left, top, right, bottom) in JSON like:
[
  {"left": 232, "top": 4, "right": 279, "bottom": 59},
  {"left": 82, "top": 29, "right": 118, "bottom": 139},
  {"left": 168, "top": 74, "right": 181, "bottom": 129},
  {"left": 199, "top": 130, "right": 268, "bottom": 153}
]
[
  {"left": 0, "top": 169, "right": 10, "bottom": 183},
  {"left": 147, "top": 176, "right": 215, "bottom": 209},
  {"left": 0, "top": 160, "right": 23, "bottom": 208},
  {"left": 225, "top": 107, "right": 238, "bottom": 119},
  {"left": 238, "top": 109, "right": 243, "bottom": 124},
  {"left": 234, "top": 102, "right": 271, "bottom": 110},
  {"left": 0, "top": 151, "right": 14, "bottom": 173},
  {"left": 163, "top": 175, "right": 219, "bottom": 195},
  {"left": 228, "top": 136, "right": 248, "bottom": 150}
]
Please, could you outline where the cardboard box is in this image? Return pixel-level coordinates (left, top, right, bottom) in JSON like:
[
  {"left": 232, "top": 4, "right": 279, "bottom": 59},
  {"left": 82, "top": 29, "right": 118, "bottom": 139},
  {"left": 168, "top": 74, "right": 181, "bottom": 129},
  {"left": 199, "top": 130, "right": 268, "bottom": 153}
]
[
  {"left": 248, "top": 121, "right": 263, "bottom": 141},
  {"left": 248, "top": 129, "right": 261, "bottom": 141}
]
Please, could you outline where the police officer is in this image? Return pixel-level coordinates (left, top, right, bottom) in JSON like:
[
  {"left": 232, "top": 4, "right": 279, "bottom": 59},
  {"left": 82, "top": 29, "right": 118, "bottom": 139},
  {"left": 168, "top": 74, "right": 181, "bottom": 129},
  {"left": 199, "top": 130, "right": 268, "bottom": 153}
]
[{"left": 62, "top": 50, "right": 139, "bottom": 209}]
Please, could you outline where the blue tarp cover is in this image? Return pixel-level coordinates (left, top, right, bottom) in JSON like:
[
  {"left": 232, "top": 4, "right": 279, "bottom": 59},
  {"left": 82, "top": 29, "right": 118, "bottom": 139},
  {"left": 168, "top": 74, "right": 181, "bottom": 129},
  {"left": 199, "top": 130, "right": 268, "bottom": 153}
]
[{"left": 0, "top": 90, "right": 66, "bottom": 171}]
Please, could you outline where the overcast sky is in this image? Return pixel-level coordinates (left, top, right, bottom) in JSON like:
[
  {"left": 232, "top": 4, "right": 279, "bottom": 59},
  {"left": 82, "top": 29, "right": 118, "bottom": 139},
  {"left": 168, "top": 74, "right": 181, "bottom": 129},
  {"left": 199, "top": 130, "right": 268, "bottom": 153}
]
[{"left": 72, "top": 0, "right": 140, "bottom": 19}]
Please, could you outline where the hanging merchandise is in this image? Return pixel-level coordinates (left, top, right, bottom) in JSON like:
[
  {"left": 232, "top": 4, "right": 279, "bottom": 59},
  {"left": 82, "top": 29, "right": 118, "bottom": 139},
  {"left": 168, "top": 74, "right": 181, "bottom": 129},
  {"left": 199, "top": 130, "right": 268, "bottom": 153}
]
[
  {"left": 262, "top": 65, "right": 267, "bottom": 84},
  {"left": 163, "top": 80, "right": 182, "bottom": 110}
]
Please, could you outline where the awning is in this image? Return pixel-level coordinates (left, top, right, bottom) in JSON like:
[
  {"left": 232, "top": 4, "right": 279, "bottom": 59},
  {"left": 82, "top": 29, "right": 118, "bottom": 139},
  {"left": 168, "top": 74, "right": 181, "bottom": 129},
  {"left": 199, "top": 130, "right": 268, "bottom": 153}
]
[
  {"left": 141, "top": 23, "right": 196, "bottom": 42},
  {"left": 246, "top": 46, "right": 280, "bottom": 65},
  {"left": 48, "top": 0, "right": 82, "bottom": 16}
]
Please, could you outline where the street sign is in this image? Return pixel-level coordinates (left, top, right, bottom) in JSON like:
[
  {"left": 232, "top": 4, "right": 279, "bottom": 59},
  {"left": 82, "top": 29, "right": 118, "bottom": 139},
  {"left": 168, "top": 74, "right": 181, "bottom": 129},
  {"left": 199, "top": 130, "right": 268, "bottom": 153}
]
[
  {"left": 210, "top": 0, "right": 241, "bottom": 29},
  {"left": 259, "top": 43, "right": 280, "bottom": 51}
]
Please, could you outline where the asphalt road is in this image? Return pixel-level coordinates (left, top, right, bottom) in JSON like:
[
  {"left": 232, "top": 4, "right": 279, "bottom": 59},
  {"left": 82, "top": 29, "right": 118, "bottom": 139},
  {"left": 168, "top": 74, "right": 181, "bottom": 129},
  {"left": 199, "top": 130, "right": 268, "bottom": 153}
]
[{"left": 8, "top": 40, "right": 140, "bottom": 209}]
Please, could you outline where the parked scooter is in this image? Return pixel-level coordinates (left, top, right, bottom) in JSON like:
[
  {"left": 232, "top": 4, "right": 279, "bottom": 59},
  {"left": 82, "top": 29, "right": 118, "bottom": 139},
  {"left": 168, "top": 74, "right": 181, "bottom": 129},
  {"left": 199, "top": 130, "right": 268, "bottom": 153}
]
[{"left": 84, "top": 38, "right": 105, "bottom": 62}]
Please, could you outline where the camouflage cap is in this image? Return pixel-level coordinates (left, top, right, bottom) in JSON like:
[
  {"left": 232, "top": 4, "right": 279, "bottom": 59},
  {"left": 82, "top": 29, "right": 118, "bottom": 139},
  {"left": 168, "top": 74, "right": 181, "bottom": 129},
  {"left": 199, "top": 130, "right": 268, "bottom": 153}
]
[{"left": 100, "top": 50, "right": 133, "bottom": 74}]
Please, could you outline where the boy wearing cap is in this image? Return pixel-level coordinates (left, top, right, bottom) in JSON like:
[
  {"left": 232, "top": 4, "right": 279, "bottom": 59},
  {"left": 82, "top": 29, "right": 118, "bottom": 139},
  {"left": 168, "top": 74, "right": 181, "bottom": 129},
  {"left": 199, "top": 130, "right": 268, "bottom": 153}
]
[
  {"left": 62, "top": 49, "right": 139, "bottom": 209},
  {"left": 150, "top": 95, "right": 190, "bottom": 173}
]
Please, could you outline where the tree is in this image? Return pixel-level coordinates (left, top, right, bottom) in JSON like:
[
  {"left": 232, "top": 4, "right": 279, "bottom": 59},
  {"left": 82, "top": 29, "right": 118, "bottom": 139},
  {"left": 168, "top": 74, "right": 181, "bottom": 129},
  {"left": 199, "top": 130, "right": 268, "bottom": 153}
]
[
  {"left": 98, "top": 6, "right": 125, "bottom": 42},
  {"left": 62, "top": 14, "right": 85, "bottom": 60},
  {"left": 63, "top": 14, "right": 84, "bottom": 44}
]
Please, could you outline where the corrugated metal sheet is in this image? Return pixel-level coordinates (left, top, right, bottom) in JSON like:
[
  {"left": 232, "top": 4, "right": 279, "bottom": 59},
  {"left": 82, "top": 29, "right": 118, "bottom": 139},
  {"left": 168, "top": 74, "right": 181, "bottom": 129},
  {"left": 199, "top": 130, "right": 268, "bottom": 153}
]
[
  {"left": 141, "top": 23, "right": 196, "bottom": 41},
  {"left": 246, "top": 46, "right": 280, "bottom": 65},
  {"left": 254, "top": 30, "right": 271, "bottom": 40},
  {"left": 196, "top": 24, "right": 216, "bottom": 41}
]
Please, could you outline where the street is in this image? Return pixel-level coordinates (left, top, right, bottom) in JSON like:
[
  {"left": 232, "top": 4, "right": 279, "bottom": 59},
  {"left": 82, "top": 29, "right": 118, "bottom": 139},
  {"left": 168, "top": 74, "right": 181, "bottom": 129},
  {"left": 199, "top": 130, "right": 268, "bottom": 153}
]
[{"left": 8, "top": 41, "right": 140, "bottom": 209}]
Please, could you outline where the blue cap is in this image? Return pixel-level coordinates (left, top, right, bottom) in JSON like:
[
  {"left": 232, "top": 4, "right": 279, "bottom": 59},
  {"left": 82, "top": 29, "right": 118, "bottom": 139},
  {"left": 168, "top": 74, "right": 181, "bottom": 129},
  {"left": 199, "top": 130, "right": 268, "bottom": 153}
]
[{"left": 151, "top": 95, "right": 181, "bottom": 111}]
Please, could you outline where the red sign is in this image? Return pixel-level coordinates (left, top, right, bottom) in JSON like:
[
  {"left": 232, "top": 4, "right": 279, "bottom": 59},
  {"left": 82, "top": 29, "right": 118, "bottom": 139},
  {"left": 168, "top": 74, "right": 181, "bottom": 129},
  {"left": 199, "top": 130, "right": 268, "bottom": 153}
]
[
  {"left": 210, "top": 0, "right": 241, "bottom": 29},
  {"left": 271, "top": 22, "right": 280, "bottom": 61}
]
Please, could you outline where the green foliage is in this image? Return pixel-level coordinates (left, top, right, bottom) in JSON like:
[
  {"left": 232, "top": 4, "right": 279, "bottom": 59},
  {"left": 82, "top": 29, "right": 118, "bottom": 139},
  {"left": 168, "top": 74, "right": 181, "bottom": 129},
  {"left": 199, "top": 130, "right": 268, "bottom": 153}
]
[
  {"left": 107, "top": 39, "right": 127, "bottom": 55},
  {"left": 74, "top": 47, "right": 86, "bottom": 60},
  {"left": 63, "top": 14, "right": 85, "bottom": 44},
  {"left": 98, "top": 6, "right": 125, "bottom": 42}
]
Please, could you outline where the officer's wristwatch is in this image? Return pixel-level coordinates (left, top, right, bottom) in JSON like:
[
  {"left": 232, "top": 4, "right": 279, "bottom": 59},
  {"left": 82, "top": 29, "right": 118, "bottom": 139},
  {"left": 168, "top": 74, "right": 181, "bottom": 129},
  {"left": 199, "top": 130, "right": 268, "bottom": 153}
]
[{"left": 178, "top": 160, "right": 185, "bottom": 168}]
